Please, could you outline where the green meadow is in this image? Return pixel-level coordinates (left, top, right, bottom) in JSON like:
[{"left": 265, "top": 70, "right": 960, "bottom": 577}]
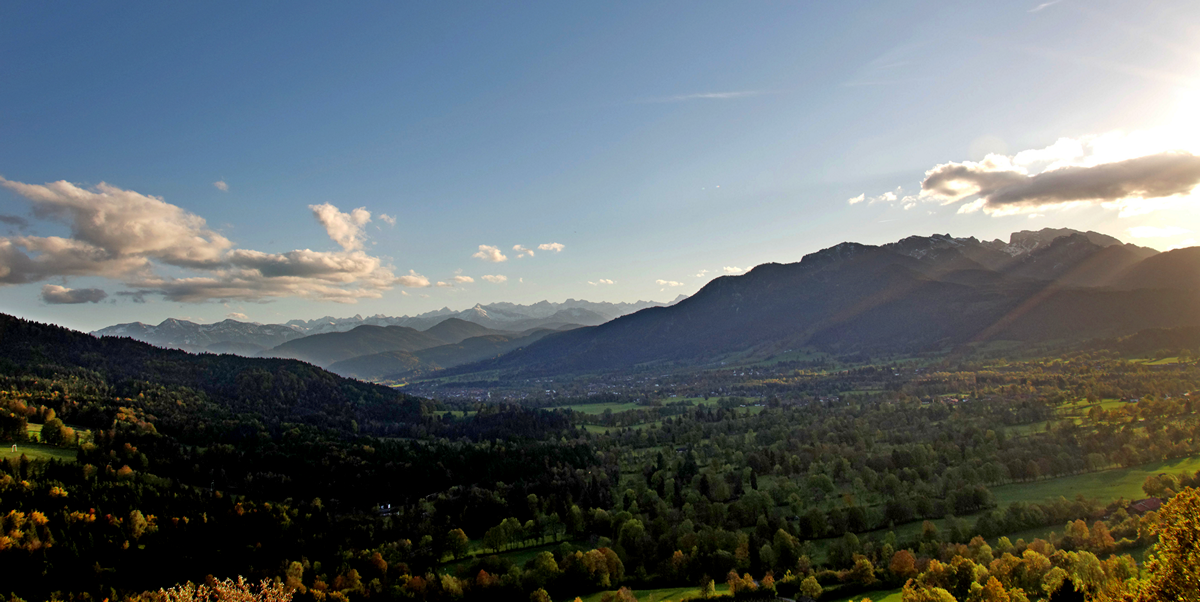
[
  {"left": 5, "top": 442, "right": 77, "bottom": 462},
  {"left": 577, "top": 583, "right": 731, "bottom": 602},
  {"left": 991, "top": 455, "right": 1200, "bottom": 505}
]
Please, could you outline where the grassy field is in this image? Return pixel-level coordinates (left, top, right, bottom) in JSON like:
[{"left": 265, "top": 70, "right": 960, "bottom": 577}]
[
  {"left": 4, "top": 442, "right": 77, "bottom": 462},
  {"left": 991, "top": 455, "right": 1200, "bottom": 506},
  {"left": 1008, "top": 398, "right": 1134, "bottom": 437},
  {"left": 577, "top": 583, "right": 731, "bottom": 602},
  {"left": 583, "top": 422, "right": 663, "bottom": 434},
  {"left": 799, "top": 454, "right": 1200, "bottom": 566},
  {"left": 1137, "top": 357, "right": 1185, "bottom": 365},
  {"left": 433, "top": 410, "right": 478, "bottom": 418},
  {"left": 2, "top": 423, "right": 80, "bottom": 462},
  {"left": 441, "top": 537, "right": 576, "bottom": 575},
  {"left": 838, "top": 588, "right": 902, "bottom": 602},
  {"left": 553, "top": 402, "right": 645, "bottom": 415}
]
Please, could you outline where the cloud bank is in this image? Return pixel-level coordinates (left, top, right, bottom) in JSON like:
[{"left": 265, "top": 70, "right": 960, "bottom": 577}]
[
  {"left": 856, "top": 130, "right": 1200, "bottom": 218},
  {"left": 919, "top": 131, "right": 1200, "bottom": 217},
  {"left": 41, "top": 284, "right": 107, "bottom": 304},
  {"left": 0, "top": 177, "right": 428, "bottom": 304},
  {"left": 922, "top": 151, "right": 1200, "bottom": 216}
]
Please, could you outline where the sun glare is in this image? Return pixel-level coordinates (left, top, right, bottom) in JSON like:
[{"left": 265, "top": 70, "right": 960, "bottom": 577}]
[{"left": 1171, "top": 85, "right": 1200, "bottom": 152}]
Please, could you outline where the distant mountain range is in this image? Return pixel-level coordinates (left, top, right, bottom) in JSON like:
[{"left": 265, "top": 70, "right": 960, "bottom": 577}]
[
  {"left": 439, "top": 228, "right": 1200, "bottom": 376},
  {"left": 91, "top": 228, "right": 1200, "bottom": 383},
  {"left": 92, "top": 297, "right": 682, "bottom": 355}
]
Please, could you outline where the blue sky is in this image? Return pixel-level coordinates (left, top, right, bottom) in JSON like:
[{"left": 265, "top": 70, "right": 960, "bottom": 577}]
[{"left": 2, "top": 0, "right": 1199, "bottom": 331}]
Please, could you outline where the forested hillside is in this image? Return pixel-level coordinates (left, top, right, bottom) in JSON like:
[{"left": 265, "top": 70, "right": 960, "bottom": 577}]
[{"left": 3, "top": 313, "right": 1200, "bottom": 601}]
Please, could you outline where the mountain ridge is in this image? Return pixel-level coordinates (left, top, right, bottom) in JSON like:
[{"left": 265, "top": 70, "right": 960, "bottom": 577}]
[
  {"left": 432, "top": 228, "right": 1196, "bottom": 377},
  {"left": 92, "top": 297, "right": 682, "bottom": 354}
]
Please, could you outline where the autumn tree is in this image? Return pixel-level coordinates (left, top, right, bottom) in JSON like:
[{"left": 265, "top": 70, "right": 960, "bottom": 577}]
[
  {"left": 447, "top": 528, "right": 470, "bottom": 560},
  {"left": 889, "top": 549, "right": 918, "bottom": 582},
  {"left": 799, "top": 575, "right": 822, "bottom": 600},
  {"left": 1133, "top": 486, "right": 1200, "bottom": 602}
]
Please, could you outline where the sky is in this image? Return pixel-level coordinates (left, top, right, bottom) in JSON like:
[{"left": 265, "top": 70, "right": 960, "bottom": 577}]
[{"left": 2, "top": 0, "right": 1199, "bottom": 332}]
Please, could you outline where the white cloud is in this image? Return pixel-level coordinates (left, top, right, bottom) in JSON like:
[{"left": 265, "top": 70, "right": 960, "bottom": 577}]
[
  {"left": 400, "top": 290, "right": 410, "bottom": 296},
  {"left": 379, "top": 213, "right": 396, "bottom": 226},
  {"left": 1168, "top": 238, "right": 1198, "bottom": 250},
  {"left": 41, "top": 284, "right": 107, "bottom": 304},
  {"left": 481, "top": 274, "right": 507, "bottom": 283},
  {"left": 213, "top": 180, "right": 229, "bottom": 192},
  {"left": 1127, "top": 226, "right": 1192, "bottom": 238},
  {"left": 0, "top": 177, "right": 232, "bottom": 270},
  {"left": 309, "top": 203, "right": 371, "bottom": 251},
  {"left": 537, "top": 242, "right": 565, "bottom": 253},
  {"left": 473, "top": 244, "right": 508, "bottom": 262},
  {"left": 849, "top": 188, "right": 908, "bottom": 207},
  {"left": 656, "top": 279, "right": 684, "bottom": 287},
  {"left": 395, "top": 270, "right": 430, "bottom": 288},
  {"left": 225, "top": 248, "right": 385, "bottom": 281},
  {"left": 513, "top": 244, "right": 535, "bottom": 258},
  {"left": 915, "top": 131, "right": 1200, "bottom": 217},
  {"left": 452, "top": 275, "right": 474, "bottom": 284},
  {"left": 0, "top": 177, "right": 427, "bottom": 303},
  {"left": 435, "top": 281, "right": 453, "bottom": 287},
  {"left": 723, "top": 266, "right": 745, "bottom": 274},
  {"left": 588, "top": 279, "right": 615, "bottom": 285},
  {"left": 696, "top": 269, "right": 709, "bottom": 278},
  {"left": 227, "top": 312, "right": 248, "bottom": 320}
]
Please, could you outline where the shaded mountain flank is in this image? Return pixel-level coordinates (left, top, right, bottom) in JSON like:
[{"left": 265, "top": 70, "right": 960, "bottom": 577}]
[
  {"left": 443, "top": 229, "right": 1199, "bottom": 376},
  {"left": 262, "top": 320, "right": 521, "bottom": 367},
  {"left": 327, "top": 327, "right": 573, "bottom": 381}
]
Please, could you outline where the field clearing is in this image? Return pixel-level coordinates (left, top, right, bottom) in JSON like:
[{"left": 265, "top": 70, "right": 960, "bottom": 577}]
[
  {"left": 577, "top": 583, "right": 730, "bottom": 602},
  {"left": 442, "top": 537, "right": 575, "bottom": 574},
  {"left": 991, "top": 455, "right": 1200, "bottom": 506},
  {"left": 433, "top": 410, "right": 478, "bottom": 418},
  {"left": 670, "top": 396, "right": 754, "bottom": 406},
  {"left": 553, "top": 402, "right": 645, "bottom": 414},
  {"left": 1009, "top": 399, "right": 1133, "bottom": 436},
  {"left": 583, "top": 421, "right": 665, "bottom": 434},
  {"left": 749, "top": 348, "right": 829, "bottom": 367},
  {"left": 838, "top": 588, "right": 901, "bottom": 602},
  {"left": 5, "top": 442, "right": 77, "bottom": 462},
  {"left": 810, "top": 455, "right": 1200, "bottom": 563},
  {"left": 1137, "top": 357, "right": 1184, "bottom": 365}
]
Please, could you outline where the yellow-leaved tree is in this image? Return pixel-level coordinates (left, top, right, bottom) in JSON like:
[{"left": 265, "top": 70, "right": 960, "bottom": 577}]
[{"left": 1131, "top": 486, "right": 1200, "bottom": 601}]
